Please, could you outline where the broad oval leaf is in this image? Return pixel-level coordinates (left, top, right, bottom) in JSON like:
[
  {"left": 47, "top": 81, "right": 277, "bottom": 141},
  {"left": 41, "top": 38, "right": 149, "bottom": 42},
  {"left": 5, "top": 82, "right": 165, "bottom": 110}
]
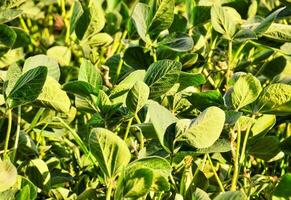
[
  {"left": 0, "top": 160, "right": 17, "bottom": 192},
  {"left": 89, "top": 128, "right": 131, "bottom": 178},
  {"left": 63, "top": 80, "right": 99, "bottom": 97},
  {"left": 148, "top": 100, "right": 178, "bottom": 151},
  {"left": 23, "top": 55, "right": 60, "bottom": 81},
  {"left": 78, "top": 59, "right": 103, "bottom": 88},
  {"left": 251, "top": 114, "right": 276, "bottom": 138},
  {"left": 132, "top": 3, "right": 150, "bottom": 42},
  {"left": 126, "top": 156, "right": 172, "bottom": 194},
  {"left": 231, "top": 73, "right": 262, "bottom": 110},
  {"left": 86, "top": 33, "right": 113, "bottom": 47},
  {"left": 255, "top": 83, "right": 291, "bottom": 115},
  {"left": 0, "top": 8, "right": 22, "bottom": 23},
  {"left": 210, "top": 5, "right": 241, "bottom": 39},
  {"left": 26, "top": 159, "right": 51, "bottom": 190},
  {"left": 47, "top": 46, "right": 71, "bottom": 66},
  {"left": 75, "top": 2, "right": 105, "bottom": 40},
  {"left": 249, "top": 136, "right": 281, "bottom": 161},
  {"left": 159, "top": 33, "right": 194, "bottom": 52},
  {"left": 8, "top": 66, "right": 47, "bottom": 107},
  {"left": 126, "top": 81, "right": 149, "bottom": 114},
  {"left": 273, "top": 173, "right": 291, "bottom": 200},
  {"left": 37, "top": 76, "right": 71, "bottom": 113},
  {"left": 148, "top": 0, "right": 175, "bottom": 34},
  {"left": 187, "top": 90, "right": 223, "bottom": 111},
  {"left": 0, "top": 24, "right": 16, "bottom": 47},
  {"left": 264, "top": 23, "right": 291, "bottom": 42},
  {"left": 124, "top": 168, "right": 154, "bottom": 198},
  {"left": 144, "top": 60, "right": 182, "bottom": 99},
  {"left": 179, "top": 106, "right": 225, "bottom": 149}
]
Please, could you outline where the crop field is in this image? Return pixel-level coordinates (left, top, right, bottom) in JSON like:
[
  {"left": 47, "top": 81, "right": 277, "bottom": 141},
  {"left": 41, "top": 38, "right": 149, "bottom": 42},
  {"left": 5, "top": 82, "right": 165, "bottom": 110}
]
[{"left": 1, "top": 0, "right": 291, "bottom": 199}]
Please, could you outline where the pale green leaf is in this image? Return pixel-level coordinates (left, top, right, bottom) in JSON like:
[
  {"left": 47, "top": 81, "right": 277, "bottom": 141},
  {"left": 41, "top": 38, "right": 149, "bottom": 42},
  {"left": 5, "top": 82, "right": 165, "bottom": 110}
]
[
  {"left": 89, "top": 128, "right": 131, "bottom": 178},
  {"left": 148, "top": 100, "right": 178, "bottom": 151},
  {"left": 126, "top": 81, "right": 149, "bottom": 114},
  {"left": 37, "top": 76, "right": 71, "bottom": 113},
  {"left": 0, "top": 160, "right": 17, "bottom": 192},
  {"left": 231, "top": 73, "right": 262, "bottom": 110},
  {"left": 23, "top": 55, "right": 60, "bottom": 81},
  {"left": 179, "top": 106, "right": 225, "bottom": 149}
]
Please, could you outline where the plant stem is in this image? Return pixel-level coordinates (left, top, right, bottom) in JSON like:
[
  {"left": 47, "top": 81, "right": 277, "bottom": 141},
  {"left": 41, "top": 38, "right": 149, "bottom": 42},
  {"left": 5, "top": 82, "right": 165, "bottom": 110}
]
[
  {"left": 124, "top": 118, "right": 133, "bottom": 140},
  {"left": 12, "top": 106, "right": 21, "bottom": 162},
  {"left": 4, "top": 109, "right": 12, "bottom": 160},
  {"left": 230, "top": 122, "right": 241, "bottom": 191},
  {"left": 106, "top": 181, "right": 113, "bottom": 200},
  {"left": 226, "top": 40, "right": 233, "bottom": 85},
  {"left": 134, "top": 115, "right": 144, "bottom": 149},
  {"left": 207, "top": 153, "right": 225, "bottom": 192},
  {"left": 239, "top": 115, "right": 255, "bottom": 165}
]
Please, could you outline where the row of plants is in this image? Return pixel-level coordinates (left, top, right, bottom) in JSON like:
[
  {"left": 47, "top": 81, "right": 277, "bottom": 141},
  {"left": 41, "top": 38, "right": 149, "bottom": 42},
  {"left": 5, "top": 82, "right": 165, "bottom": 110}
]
[{"left": 0, "top": 0, "right": 291, "bottom": 199}]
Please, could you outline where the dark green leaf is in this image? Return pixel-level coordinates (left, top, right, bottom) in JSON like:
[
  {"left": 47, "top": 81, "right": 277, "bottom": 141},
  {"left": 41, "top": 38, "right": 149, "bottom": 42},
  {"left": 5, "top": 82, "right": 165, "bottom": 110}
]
[
  {"left": 8, "top": 66, "right": 47, "bottom": 107},
  {"left": 144, "top": 60, "right": 182, "bottom": 99},
  {"left": 89, "top": 128, "right": 131, "bottom": 178}
]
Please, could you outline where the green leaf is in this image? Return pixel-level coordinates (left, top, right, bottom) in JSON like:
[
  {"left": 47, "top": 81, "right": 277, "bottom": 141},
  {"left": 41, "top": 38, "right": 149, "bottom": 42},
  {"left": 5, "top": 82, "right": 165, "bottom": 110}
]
[
  {"left": 15, "top": 176, "right": 37, "bottom": 200},
  {"left": 210, "top": 5, "right": 241, "bottom": 39},
  {"left": 75, "top": 2, "right": 105, "bottom": 40},
  {"left": 159, "top": 33, "right": 194, "bottom": 52},
  {"left": 47, "top": 46, "right": 71, "bottom": 66},
  {"left": 193, "top": 188, "right": 211, "bottom": 200},
  {"left": 261, "top": 56, "right": 287, "bottom": 79},
  {"left": 63, "top": 80, "right": 99, "bottom": 97},
  {"left": 70, "top": 0, "right": 83, "bottom": 34},
  {"left": 196, "top": 139, "right": 231, "bottom": 154},
  {"left": 178, "top": 72, "right": 206, "bottom": 91},
  {"left": 148, "top": 0, "right": 175, "bottom": 34},
  {"left": 131, "top": 3, "right": 150, "bottom": 42},
  {"left": 4, "top": 63, "right": 22, "bottom": 97},
  {"left": 79, "top": 59, "right": 103, "bottom": 88},
  {"left": 253, "top": 7, "right": 285, "bottom": 36},
  {"left": 0, "top": 24, "right": 16, "bottom": 47},
  {"left": 251, "top": 115, "right": 276, "bottom": 138},
  {"left": 249, "top": 136, "right": 281, "bottom": 161},
  {"left": 0, "top": 24, "right": 16, "bottom": 56},
  {"left": 127, "top": 156, "right": 172, "bottom": 191},
  {"left": 255, "top": 83, "right": 291, "bottom": 115},
  {"left": 0, "top": 160, "right": 17, "bottom": 192},
  {"left": 26, "top": 159, "right": 51, "bottom": 190},
  {"left": 0, "top": 8, "right": 22, "bottom": 23},
  {"left": 187, "top": 90, "right": 223, "bottom": 111},
  {"left": 8, "top": 66, "right": 47, "bottom": 107},
  {"left": 178, "top": 106, "right": 225, "bottom": 149},
  {"left": 273, "top": 173, "right": 291, "bottom": 200},
  {"left": 148, "top": 100, "right": 178, "bottom": 151},
  {"left": 144, "top": 60, "right": 182, "bottom": 99},
  {"left": 86, "top": 33, "right": 113, "bottom": 47},
  {"left": 111, "top": 70, "right": 146, "bottom": 104},
  {"left": 123, "top": 46, "right": 153, "bottom": 70},
  {"left": 89, "top": 128, "right": 131, "bottom": 178},
  {"left": 263, "top": 23, "right": 291, "bottom": 42},
  {"left": 230, "top": 73, "right": 262, "bottom": 110},
  {"left": 126, "top": 81, "right": 149, "bottom": 114},
  {"left": 124, "top": 168, "right": 154, "bottom": 198},
  {"left": 214, "top": 191, "right": 244, "bottom": 200},
  {"left": 12, "top": 28, "right": 30, "bottom": 48},
  {"left": 23, "top": 55, "right": 60, "bottom": 81},
  {"left": 37, "top": 76, "right": 71, "bottom": 113}
]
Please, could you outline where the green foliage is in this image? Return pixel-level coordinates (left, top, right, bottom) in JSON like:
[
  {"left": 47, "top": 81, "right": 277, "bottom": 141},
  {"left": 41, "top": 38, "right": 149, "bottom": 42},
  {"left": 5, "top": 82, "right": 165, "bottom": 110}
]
[{"left": 1, "top": 0, "right": 291, "bottom": 199}]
